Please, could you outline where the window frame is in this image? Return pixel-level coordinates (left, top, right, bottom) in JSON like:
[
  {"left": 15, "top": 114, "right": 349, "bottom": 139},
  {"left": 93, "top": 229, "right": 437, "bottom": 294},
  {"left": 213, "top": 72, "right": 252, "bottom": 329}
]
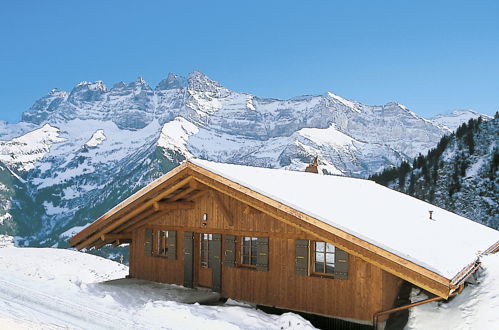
[
  {"left": 239, "top": 236, "right": 258, "bottom": 268},
  {"left": 155, "top": 230, "right": 170, "bottom": 257},
  {"left": 200, "top": 233, "right": 213, "bottom": 268},
  {"left": 310, "top": 241, "right": 336, "bottom": 277}
]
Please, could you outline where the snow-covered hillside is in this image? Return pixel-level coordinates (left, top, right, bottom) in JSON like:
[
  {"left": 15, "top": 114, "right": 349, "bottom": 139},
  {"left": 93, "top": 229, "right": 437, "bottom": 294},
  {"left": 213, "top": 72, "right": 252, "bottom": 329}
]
[
  {"left": 0, "top": 237, "right": 314, "bottom": 330},
  {"left": 0, "top": 71, "right": 486, "bottom": 249},
  {"left": 0, "top": 236, "right": 497, "bottom": 330},
  {"left": 405, "top": 254, "right": 499, "bottom": 330},
  {"left": 370, "top": 115, "right": 498, "bottom": 229},
  {"left": 430, "top": 110, "right": 490, "bottom": 131}
]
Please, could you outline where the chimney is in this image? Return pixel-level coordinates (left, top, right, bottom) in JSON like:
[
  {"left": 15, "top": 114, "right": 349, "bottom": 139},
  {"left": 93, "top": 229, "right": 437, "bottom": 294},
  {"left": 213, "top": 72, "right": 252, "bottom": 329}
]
[{"left": 305, "top": 156, "right": 319, "bottom": 174}]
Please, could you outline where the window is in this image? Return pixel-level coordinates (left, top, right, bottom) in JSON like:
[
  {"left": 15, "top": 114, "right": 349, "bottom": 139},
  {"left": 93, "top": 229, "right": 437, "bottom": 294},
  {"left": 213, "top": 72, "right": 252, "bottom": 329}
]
[
  {"left": 312, "top": 241, "right": 335, "bottom": 275},
  {"left": 200, "top": 233, "right": 213, "bottom": 268},
  {"left": 156, "top": 230, "right": 170, "bottom": 257},
  {"left": 241, "top": 236, "right": 258, "bottom": 267}
]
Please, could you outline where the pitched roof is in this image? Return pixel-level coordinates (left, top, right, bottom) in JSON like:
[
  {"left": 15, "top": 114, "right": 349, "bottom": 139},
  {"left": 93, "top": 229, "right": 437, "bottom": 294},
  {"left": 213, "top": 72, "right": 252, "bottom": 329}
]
[
  {"left": 191, "top": 159, "right": 499, "bottom": 280},
  {"left": 70, "top": 159, "right": 499, "bottom": 298}
]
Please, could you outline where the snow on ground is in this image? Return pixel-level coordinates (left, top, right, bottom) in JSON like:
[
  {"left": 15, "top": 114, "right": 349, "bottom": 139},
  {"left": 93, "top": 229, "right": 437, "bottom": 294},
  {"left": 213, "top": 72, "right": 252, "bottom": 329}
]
[
  {"left": 0, "top": 241, "right": 315, "bottom": 330},
  {"left": 405, "top": 253, "right": 499, "bottom": 330}
]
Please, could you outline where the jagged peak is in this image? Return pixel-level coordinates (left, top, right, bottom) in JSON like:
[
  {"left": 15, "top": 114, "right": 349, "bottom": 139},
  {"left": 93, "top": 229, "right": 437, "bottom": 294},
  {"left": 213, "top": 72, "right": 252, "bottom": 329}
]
[
  {"left": 326, "top": 91, "right": 360, "bottom": 111},
  {"left": 72, "top": 80, "right": 107, "bottom": 92},
  {"left": 156, "top": 73, "right": 187, "bottom": 90},
  {"left": 187, "top": 70, "right": 224, "bottom": 92},
  {"left": 127, "top": 76, "right": 151, "bottom": 89},
  {"left": 111, "top": 81, "right": 127, "bottom": 90}
]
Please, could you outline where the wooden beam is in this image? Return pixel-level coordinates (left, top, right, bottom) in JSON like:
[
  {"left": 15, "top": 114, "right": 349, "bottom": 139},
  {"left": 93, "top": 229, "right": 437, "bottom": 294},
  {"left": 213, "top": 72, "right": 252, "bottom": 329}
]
[
  {"left": 100, "top": 233, "right": 132, "bottom": 241},
  {"left": 152, "top": 201, "right": 195, "bottom": 212},
  {"left": 93, "top": 240, "right": 108, "bottom": 249},
  {"left": 112, "top": 239, "right": 131, "bottom": 247},
  {"left": 243, "top": 205, "right": 261, "bottom": 215},
  {"left": 115, "top": 208, "right": 158, "bottom": 235},
  {"left": 187, "top": 189, "right": 210, "bottom": 201},
  {"left": 74, "top": 175, "right": 193, "bottom": 250},
  {"left": 211, "top": 190, "right": 234, "bottom": 226},
  {"left": 70, "top": 162, "right": 190, "bottom": 247},
  {"left": 171, "top": 180, "right": 200, "bottom": 201}
]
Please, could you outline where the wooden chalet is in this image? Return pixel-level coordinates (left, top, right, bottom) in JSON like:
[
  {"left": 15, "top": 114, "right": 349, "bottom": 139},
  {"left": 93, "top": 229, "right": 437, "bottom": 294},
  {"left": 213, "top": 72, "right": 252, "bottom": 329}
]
[{"left": 70, "top": 159, "right": 499, "bottom": 328}]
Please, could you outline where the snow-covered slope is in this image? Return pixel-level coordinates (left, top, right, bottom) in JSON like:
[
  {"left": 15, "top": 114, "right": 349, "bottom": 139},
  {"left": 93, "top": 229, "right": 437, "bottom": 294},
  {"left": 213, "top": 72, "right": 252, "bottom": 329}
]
[
  {"left": 0, "top": 239, "right": 314, "bottom": 330},
  {"left": 371, "top": 115, "right": 498, "bottom": 229},
  {"left": 430, "top": 110, "right": 490, "bottom": 131},
  {"left": 0, "top": 71, "right": 485, "bottom": 248},
  {"left": 405, "top": 253, "right": 499, "bottom": 330}
]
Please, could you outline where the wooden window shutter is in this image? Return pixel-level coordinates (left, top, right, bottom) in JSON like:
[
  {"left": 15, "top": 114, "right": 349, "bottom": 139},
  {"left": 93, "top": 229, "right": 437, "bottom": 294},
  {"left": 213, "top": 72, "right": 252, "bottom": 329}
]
[
  {"left": 167, "top": 230, "right": 176, "bottom": 260},
  {"left": 210, "top": 234, "right": 222, "bottom": 292},
  {"left": 223, "top": 235, "right": 236, "bottom": 267},
  {"left": 334, "top": 247, "right": 349, "bottom": 280},
  {"left": 256, "top": 237, "right": 269, "bottom": 271},
  {"left": 144, "top": 229, "right": 152, "bottom": 256},
  {"left": 183, "top": 231, "right": 194, "bottom": 288},
  {"left": 295, "top": 239, "right": 309, "bottom": 275}
]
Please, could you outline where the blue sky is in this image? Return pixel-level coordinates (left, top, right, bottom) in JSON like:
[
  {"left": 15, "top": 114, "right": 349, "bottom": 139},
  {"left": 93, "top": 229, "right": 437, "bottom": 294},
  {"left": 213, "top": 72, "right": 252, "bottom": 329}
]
[{"left": 1, "top": 0, "right": 498, "bottom": 122}]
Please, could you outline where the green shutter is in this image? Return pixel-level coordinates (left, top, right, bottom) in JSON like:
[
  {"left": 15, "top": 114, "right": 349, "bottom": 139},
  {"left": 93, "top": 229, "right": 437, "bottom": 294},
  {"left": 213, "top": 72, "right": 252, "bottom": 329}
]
[
  {"left": 295, "top": 239, "right": 309, "bottom": 275},
  {"left": 144, "top": 229, "right": 152, "bottom": 256},
  {"left": 210, "top": 233, "right": 222, "bottom": 292},
  {"left": 183, "top": 231, "right": 194, "bottom": 288},
  {"left": 256, "top": 237, "right": 269, "bottom": 271},
  {"left": 167, "top": 230, "right": 176, "bottom": 260},
  {"left": 223, "top": 235, "right": 236, "bottom": 267},
  {"left": 334, "top": 247, "right": 349, "bottom": 280}
]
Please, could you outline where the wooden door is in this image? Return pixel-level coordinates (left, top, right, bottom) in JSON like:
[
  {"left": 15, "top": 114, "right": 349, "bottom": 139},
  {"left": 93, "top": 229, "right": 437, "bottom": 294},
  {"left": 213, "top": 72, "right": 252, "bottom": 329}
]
[
  {"left": 197, "top": 233, "right": 212, "bottom": 288},
  {"left": 183, "top": 231, "right": 194, "bottom": 288}
]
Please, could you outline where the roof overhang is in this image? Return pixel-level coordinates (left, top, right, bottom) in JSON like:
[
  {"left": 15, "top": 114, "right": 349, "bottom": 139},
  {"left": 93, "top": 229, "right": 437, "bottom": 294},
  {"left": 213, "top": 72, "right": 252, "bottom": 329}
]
[{"left": 70, "top": 161, "right": 493, "bottom": 298}]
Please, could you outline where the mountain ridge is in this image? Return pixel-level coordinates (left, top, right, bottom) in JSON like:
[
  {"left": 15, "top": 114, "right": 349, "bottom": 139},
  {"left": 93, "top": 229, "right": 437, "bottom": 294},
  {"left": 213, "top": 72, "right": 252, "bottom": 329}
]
[{"left": 0, "top": 71, "right": 490, "bottom": 253}]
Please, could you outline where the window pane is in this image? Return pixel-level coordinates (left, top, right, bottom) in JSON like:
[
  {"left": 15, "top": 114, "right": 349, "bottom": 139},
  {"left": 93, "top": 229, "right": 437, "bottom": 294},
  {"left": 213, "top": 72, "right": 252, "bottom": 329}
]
[
  {"left": 326, "top": 263, "right": 335, "bottom": 274},
  {"left": 251, "top": 246, "right": 257, "bottom": 257},
  {"left": 326, "top": 243, "right": 335, "bottom": 253},
  {"left": 251, "top": 256, "right": 257, "bottom": 266},
  {"left": 243, "top": 246, "right": 249, "bottom": 256},
  {"left": 208, "top": 234, "right": 213, "bottom": 240},
  {"left": 315, "top": 242, "right": 325, "bottom": 252},
  {"left": 326, "top": 253, "right": 334, "bottom": 263},
  {"left": 242, "top": 256, "right": 249, "bottom": 265},
  {"left": 314, "top": 262, "right": 324, "bottom": 273},
  {"left": 315, "top": 252, "right": 325, "bottom": 262},
  {"left": 251, "top": 237, "right": 257, "bottom": 243}
]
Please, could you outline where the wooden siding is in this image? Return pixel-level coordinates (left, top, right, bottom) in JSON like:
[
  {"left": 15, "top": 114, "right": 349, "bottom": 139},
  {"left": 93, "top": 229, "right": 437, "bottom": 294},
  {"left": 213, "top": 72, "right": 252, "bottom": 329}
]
[{"left": 129, "top": 191, "right": 400, "bottom": 322}]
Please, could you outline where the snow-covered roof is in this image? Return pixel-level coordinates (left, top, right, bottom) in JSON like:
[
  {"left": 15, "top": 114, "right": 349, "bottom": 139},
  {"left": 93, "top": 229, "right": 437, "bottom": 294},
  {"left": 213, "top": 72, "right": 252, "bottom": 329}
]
[{"left": 192, "top": 159, "right": 499, "bottom": 280}]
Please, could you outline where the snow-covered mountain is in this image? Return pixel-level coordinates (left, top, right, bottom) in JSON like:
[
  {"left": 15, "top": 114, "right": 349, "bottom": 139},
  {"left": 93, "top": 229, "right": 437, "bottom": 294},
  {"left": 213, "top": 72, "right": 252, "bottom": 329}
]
[
  {"left": 430, "top": 109, "right": 491, "bottom": 131},
  {"left": 370, "top": 115, "right": 498, "bottom": 229},
  {"left": 0, "top": 71, "right": 485, "bottom": 249}
]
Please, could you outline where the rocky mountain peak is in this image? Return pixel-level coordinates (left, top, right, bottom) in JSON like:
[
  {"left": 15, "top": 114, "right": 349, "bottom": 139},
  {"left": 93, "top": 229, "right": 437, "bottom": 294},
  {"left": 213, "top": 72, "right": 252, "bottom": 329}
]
[
  {"left": 67, "top": 80, "right": 108, "bottom": 104},
  {"left": 156, "top": 73, "right": 187, "bottom": 90},
  {"left": 187, "top": 71, "right": 224, "bottom": 93}
]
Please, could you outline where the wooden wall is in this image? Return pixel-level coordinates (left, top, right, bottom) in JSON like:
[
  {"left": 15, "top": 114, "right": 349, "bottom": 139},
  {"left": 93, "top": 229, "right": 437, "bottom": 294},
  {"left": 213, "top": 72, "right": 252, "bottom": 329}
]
[{"left": 129, "top": 191, "right": 402, "bottom": 323}]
